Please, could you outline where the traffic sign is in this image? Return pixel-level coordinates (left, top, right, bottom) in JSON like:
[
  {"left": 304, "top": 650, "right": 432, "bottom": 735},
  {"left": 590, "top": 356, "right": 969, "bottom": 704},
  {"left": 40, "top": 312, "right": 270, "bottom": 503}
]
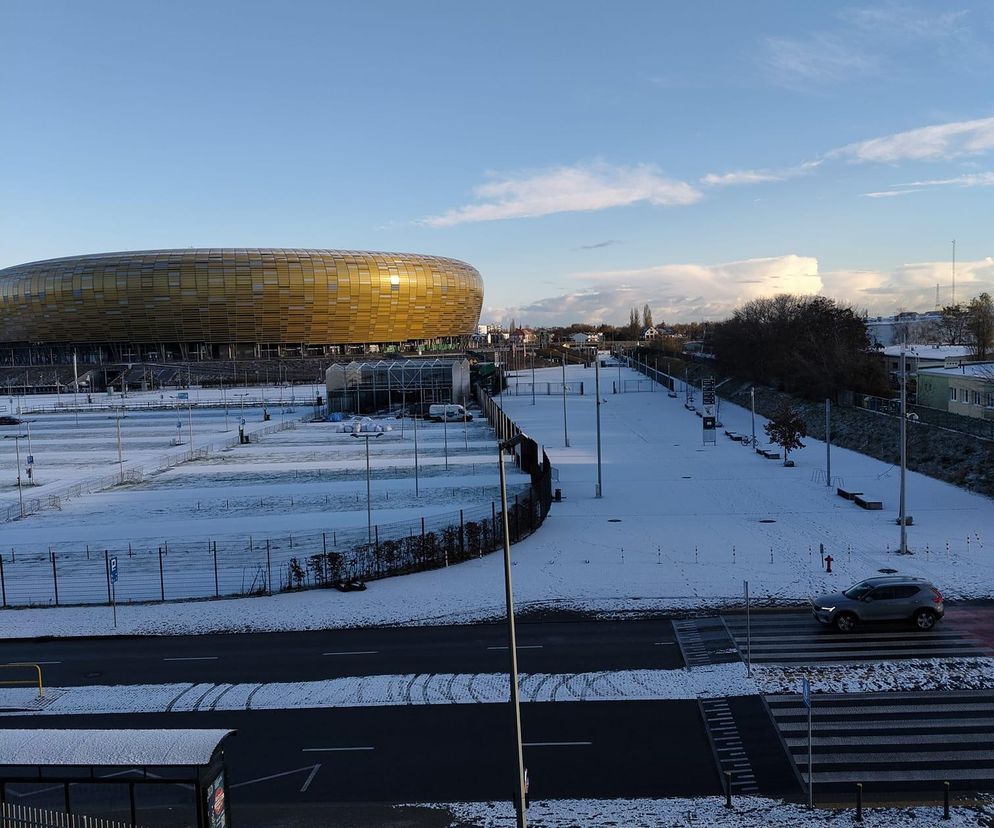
[
  {"left": 26, "top": 455, "right": 33, "bottom": 465},
  {"left": 110, "top": 556, "right": 118, "bottom": 584},
  {"left": 801, "top": 676, "right": 811, "bottom": 709}
]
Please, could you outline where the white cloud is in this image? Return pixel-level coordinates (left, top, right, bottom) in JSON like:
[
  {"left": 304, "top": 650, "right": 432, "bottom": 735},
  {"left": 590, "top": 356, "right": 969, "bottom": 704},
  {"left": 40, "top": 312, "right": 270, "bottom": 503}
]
[
  {"left": 763, "top": 34, "right": 877, "bottom": 86},
  {"left": 486, "top": 256, "right": 994, "bottom": 326},
  {"left": 420, "top": 163, "right": 701, "bottom": 227},
  {"left": 830, "top": 116, "right": 994, "bottom": 163},
  {"left": 860, "top": 189, "right": 921, "bottom": 198},
  {"left": 487, "top": 255, "right": 822, "bottom": 326},
  {"left": 901, "top": 171, "right": 994, "bottom": 187},
  {"left": 701, "top": 160, "right": 821, "bottom": 187}
]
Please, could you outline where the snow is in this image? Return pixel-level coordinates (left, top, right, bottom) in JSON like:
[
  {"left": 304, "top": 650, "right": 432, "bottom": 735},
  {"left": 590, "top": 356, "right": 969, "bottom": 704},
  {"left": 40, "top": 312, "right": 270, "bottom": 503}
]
[
  {"left": 5, "top": 659, "right": 994, "bottom": 716},
  {"left": 428, "top": 796, "right": 994, "bottom": 827},
  {"left": 2, "top": 361, "right": 992, "bottom": 637},
  {"left": 0, "top": 727, "right": 233, "bottom": 766}
]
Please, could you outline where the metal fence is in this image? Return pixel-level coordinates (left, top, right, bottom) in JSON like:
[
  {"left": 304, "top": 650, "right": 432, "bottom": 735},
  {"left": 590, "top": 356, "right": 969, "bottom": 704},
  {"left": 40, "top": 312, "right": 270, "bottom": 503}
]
[
  {"left": 0, "top": 394, "right": 553, "bottom": 609},
  {"left": 851, "top": 393, "right": 994, "bottom": 442},
  {"left": 1, "top": 417, "right": 305, "bottom": 523},
  {"left": 502, "top": 381, "right": 585, "bottom": 396},
  {"left": 1, "top": 802, "right": 147, "bottom": 828}
]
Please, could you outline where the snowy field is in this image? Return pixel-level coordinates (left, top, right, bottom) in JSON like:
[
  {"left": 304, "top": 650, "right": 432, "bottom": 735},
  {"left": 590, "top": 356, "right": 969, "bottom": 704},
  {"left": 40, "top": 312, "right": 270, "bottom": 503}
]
[
  {"left": 2, "top": 358, "right": 992, "bottom": 637},
  {"left": 0, "top": 387, "right": 527, "bottom": 606}
]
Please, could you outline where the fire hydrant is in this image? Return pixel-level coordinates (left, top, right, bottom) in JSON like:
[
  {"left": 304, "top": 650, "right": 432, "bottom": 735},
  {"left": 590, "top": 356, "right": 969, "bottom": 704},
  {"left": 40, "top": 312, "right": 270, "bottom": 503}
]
[{"left": 825, "top": 554, "right": 834, "bottom": 573}]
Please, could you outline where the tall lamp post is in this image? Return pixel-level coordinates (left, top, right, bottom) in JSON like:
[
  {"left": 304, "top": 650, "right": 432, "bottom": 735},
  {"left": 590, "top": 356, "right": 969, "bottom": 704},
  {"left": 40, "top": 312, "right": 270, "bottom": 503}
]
[
  {"left": 498, "top": 433, "right": 528, "bottom": 828},
  {"left": 352, "top": 428, "right": 383, "bottom": 544},
  {"left": 4, "top": 434, "right": 28, "bottom": 518},
  {"left": 898, "top": 351, "right": 909, "bottom": 554},
  {"left": 561, "top": 352, "right": 570, "bottom": 447},
  {"left": 594, "top": 347, "right": 603, "bottom": 497}
]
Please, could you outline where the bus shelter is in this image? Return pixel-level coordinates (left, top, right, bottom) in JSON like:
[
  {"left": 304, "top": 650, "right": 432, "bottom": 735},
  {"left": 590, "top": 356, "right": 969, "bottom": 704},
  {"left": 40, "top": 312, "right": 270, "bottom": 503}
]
[{"left": 0, "top": 729, "right": 235, "bottom": 827}]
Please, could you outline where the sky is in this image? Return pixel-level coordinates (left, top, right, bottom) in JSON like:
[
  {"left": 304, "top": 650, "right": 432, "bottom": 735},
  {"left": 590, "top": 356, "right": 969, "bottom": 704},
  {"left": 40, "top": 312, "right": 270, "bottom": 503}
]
[{"left": 2, "top": 0, "right": 994, "bottom": 326}]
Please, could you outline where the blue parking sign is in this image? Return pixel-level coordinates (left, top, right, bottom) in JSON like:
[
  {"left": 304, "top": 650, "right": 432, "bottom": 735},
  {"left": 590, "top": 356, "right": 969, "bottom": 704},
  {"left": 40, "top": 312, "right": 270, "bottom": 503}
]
[{"left": 110, "top": 556, "right": 118, "bottom": 583}]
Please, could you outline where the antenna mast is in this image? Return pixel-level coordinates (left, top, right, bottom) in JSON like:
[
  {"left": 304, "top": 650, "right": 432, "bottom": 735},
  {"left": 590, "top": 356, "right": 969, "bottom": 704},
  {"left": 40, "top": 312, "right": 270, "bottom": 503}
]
[{"left": 951, "top": 239, "right": 956, "bottom": 307}]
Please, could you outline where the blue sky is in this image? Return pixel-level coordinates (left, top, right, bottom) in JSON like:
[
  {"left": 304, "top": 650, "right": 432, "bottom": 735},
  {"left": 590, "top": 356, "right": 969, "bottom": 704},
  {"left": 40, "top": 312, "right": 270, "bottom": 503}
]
[{"left": 2, "top": 0, "right": 993, "bottom": 325}]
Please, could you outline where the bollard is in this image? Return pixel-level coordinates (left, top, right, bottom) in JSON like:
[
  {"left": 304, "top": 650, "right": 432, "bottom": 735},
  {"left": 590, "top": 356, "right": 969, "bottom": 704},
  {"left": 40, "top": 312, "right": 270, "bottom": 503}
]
[
  {"left": 943, "top": 781, "right": 950, "bottom": 820},
  {"left": 724, "top": 771, "right": 732, "bottom": 808},
  {"left": 825, "top": 554, "right": 833, "bottom": 573},
  {"left": 855, "top": 783, "right": 862, "bottom": 822}
]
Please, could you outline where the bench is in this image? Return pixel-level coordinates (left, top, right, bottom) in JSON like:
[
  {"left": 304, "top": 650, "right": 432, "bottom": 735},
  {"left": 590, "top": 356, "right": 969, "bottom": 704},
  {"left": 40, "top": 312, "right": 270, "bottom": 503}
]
[
  {"left": 836, "top": 487, "right": 863, "bottom": 501},
  {"left": 725, "top": 430, "right": 741, "bottom": 441},
  {"left": 854, "top": 495, "right": 883, "bottom": 510}
]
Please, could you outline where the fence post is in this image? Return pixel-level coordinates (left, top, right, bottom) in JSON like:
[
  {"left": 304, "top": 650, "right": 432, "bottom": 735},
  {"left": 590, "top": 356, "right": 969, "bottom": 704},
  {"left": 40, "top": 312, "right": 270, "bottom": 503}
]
[
  {"left": 375, "top": 525, "right": 380, "bottom": 572},
  {"left": 213, "top": 541, "right": 219, "bottom": 598},
  {"left": 104, "top": 550, "right": 111, "bottom": 604},
  {"left": 158, "top": 547, "right": 165, "bottom": 601},
  {"left": 0, "top": 554, "right": 6, "bottom": 609},
  {"left": 266, "top": 540, "right": 272, "bottom": 596},
  {"left": 492, "top": 501, "right": 497, "bottom": 550},
  {"left": 322, "top": 532, "right": 327, "bottom": 554},
  {"left": 51, "top": 550, "right": 59, "bottom": 606},
  {"left": 513, "top": 495, "right": 519, "bottom": 541},
  {"left": 460, "top": 509, "right": 465, "bottom": 558}
]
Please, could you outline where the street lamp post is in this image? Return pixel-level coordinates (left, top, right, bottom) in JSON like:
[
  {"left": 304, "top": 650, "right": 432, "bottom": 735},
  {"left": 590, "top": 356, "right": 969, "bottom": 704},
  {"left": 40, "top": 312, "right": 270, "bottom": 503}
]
[
  {"left": 899, "top": 351, "right": 909, "bottom": 554},
  {"left": 4, "top": 434, "right": 27, "bottom": 518},
  {"left": 594, "top": 348, "right": 603, "bottom": 497},
  {"left": 352, "top": 429, "right": 382, "bottom": 544},
  {"left": 115, "top": 413, "right": 125, "bottom": 484},
  {"left": 750, "top": 386, "right": 756, "bottom": 447},
  {"left": 412, "top": 403, "right": 420, "bottom": 498},
  {"left": 498, "top": 433, "right": 528, "bottom": 828},
  {"left": 561, "top": 352, "right": 570, "bottom": 447},
  {"left": 531, "top": 351, "right": 536, "bottom": 405}
]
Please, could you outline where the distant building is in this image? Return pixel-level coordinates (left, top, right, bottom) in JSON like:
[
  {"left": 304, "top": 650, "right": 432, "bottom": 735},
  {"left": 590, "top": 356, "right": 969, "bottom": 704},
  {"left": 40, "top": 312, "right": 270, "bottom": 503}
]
[
  {"left": 880, "top": 345, "right": 975, "bottom": 377},
  {"left": 570, "top": 332, "right": 600, "bottom": 344},
  {"left": 865, "top": 312, "right": 942, "bottom": 348},
  {"left": 917, "top": 362, "right": 994, "bottom": 419},
  {"left": 640, "top": 326, "right": 660, "bottom": 341}
]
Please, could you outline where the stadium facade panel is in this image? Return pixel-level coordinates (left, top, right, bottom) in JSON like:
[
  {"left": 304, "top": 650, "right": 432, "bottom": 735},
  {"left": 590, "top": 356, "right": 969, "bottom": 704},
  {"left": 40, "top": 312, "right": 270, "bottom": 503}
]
[{"left": 0, "top": 249, "right": 484, "bottom": 348}]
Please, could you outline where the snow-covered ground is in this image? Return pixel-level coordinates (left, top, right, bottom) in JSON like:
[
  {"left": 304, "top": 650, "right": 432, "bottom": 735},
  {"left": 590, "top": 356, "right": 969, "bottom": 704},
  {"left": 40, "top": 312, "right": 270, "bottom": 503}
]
[
  {"left": 0, "top": 388, "right": 527, "bottom": 605},
  {"left": 2, "top": 360, "right": 992, "bottom": 637},
  {"left": 429, "top": 796, "right": 993, "bottom": 827},
  {"left": 5, "top": 659, "right": 994, "bottom": 716}
]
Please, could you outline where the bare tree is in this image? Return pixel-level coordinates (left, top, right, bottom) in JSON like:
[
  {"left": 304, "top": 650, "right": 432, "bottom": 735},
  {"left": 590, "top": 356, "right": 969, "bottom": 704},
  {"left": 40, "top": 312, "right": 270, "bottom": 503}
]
[
  {"left": 967, "top": 292, "right": 994, "bottom": 359},
  {"left": 939, "top": 304, "right": 970, "bottom": 345},
  {"left": 628, "top": 307, "right": 640, "bottom": 340},
  {"left": 642, "top": 303, "right": 653, "bottom": 330}
]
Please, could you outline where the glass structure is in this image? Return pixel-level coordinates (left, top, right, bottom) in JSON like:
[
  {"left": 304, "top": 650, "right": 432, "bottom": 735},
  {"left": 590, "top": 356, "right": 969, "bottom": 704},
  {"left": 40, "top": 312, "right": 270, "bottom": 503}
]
[{"left": 0, "top": 249, "right": 483, "bottom": 357}]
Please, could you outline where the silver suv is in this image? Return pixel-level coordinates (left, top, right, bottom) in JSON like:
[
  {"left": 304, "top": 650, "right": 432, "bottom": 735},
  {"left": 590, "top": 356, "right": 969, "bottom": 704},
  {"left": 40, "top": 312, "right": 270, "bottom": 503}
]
[{"left": 811, "top": 576, "right": 944, "bottom": 633}]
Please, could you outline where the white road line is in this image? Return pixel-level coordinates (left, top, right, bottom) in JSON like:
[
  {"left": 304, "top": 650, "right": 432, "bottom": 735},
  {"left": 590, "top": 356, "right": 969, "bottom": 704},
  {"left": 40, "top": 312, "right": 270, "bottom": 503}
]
[
  {"left": 163, "top": 656, "right": 218, "bottom": 661},
  {"left": 300, "top": 764, "right": 321, "bottom": 793},
  {"left": 1, "top": 661, "right": 61, "bottom": 666},
  {"left": 652, "top": 641, "right": 676, "bottom": 645},
  {"left": 230, "top": 764, "right": 320, "bottom": 789},
  {"left": 523, "top": 741, "right": 592, "bottom": 747},
  {"left": 302, "top": 747, "right": 375, "bottom": 752},
  {"left": 321, "top": 651, "right": 379, "bottom": 656},
  {"left": 487, "top": 645, "right": 543, "bottom": 650}
]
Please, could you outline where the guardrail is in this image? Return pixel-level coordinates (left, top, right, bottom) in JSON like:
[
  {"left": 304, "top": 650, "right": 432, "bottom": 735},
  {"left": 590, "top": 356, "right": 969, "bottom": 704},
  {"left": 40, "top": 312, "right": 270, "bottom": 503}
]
[
  {"left": 1, "top": 802, "right": 147, "bottom": 828},
  {"left": 0, "top": 662, "right": 43, "bottom": 697}
]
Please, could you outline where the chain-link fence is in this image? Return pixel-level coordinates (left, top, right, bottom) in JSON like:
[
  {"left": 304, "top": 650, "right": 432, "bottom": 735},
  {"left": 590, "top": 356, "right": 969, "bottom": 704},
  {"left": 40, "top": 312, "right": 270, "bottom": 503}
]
[
  {"left": 851, "top": 393, "right": 994, "bottom": 442},
  {"left": 0, "top": 392, "right": 554, "bottom": 608}
]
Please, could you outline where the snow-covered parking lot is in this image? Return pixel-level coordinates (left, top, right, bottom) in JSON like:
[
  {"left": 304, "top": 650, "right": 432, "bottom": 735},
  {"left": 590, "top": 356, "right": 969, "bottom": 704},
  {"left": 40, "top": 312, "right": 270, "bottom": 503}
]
[{"left": 1, "top": 360, "right": 991, "bottom": 638}]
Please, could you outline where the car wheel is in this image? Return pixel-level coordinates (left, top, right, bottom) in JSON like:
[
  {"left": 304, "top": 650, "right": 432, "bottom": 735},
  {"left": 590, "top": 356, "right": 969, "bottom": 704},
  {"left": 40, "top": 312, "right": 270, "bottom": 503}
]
[
  {"left": 913, "top": 609, "right": 937, "bottom": 631},
  {"left": 834, "top": 612, "right": 857, "bottom": 633}
]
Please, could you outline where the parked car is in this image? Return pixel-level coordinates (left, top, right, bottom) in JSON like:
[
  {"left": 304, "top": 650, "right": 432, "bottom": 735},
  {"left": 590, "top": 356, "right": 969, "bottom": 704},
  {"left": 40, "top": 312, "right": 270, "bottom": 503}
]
[
  {"left": 811, "top": 575, "right": 944, "bottom": 633},
  {"left": 0, "top": 416, "right": 23, "bottom": 426},
  {"left": 427, "top": 403, "right": 473, "bottom": 422}
]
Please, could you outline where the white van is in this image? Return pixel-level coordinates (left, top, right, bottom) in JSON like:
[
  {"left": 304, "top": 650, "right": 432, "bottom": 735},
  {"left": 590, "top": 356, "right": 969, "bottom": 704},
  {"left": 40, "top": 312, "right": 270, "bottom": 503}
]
[{"left": 428, "top": 403, "right": 473, "bottom": 422}]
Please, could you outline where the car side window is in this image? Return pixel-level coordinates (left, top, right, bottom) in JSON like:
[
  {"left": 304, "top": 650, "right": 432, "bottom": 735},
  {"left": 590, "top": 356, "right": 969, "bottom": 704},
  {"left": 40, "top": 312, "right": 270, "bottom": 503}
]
[
  {"left": 867, "top": 587, "right": 894, "bottom": 601},
  {"left": 892, "top": 585, "right": 920, "bottom": 599}
]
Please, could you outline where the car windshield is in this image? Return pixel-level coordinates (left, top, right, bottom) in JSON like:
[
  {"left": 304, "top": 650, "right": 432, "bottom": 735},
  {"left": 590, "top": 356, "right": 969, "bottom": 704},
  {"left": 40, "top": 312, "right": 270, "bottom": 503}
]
[{"left": 844, "top": 581, "right": 875, "bottom": 600}]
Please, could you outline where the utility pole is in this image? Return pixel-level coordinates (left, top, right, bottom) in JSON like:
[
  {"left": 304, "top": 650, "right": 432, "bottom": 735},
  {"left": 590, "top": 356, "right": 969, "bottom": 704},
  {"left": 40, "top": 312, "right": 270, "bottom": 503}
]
[
  {"left": 561, "top": 352, "right": 570, "bottom": 447},
  {"left": 899, "top": 351, "right": 908, "bottom": 554},
  {"left": 594, "top": 348, "right": 603, "bottom": 497},
  {"left": 750, "top": 387, "right": 756, "bottom": 447},
  {"left": 825, "top": 399, "right": 831, "bottom": 486}
]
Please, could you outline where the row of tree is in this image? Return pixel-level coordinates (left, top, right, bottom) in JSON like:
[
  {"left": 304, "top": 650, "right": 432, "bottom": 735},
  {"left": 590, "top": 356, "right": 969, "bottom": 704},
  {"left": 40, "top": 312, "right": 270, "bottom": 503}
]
[
  {"left": 932, "top": 293, "right": 994, "bottom": 359},
  {"left": 710, "top": 294, "right": 890, "bottom": 400}
]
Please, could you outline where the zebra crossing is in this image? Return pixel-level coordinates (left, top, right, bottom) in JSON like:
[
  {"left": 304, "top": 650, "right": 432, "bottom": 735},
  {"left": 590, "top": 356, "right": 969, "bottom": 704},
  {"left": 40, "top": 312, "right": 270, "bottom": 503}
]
[
  {"left": 699, "top": 698, "right": 760, "bottom": 794},
  {"left": 765, "top": 690, "right": 994, "bottom": 793},
  {"left": 723, "top": 612, "right": 982, "bottom": 665},
  {"left": 672, "top": 618, "right": 739, "bottom": 667}
]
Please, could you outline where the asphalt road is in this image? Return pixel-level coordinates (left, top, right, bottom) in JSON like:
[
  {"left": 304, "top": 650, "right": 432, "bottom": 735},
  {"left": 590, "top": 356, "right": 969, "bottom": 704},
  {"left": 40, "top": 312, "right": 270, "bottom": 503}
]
[
  {"left": 0, "top": 620, "right": 683, "bottom": 687},
  {"left": 0, "top": 701, "right": 720, "bottom": 821}
]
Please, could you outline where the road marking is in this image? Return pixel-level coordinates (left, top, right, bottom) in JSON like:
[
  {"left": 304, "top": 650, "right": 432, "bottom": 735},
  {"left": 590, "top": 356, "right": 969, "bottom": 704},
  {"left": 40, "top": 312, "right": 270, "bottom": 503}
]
[
  {"left": 163, "top": 656, "right": 218, "bottom": 661},
  {"left": 322, "top": 650, "right": 379, "bottom": 656},
  {"left": 1, "top": 661, "right": 61, "bottom": 666},
  {"left": 523, "top": 741, "right": 592, "bottom": 747},
  {"left": 300, "top": 764, "right": 321, "bottom": 793},
  {"left": 231, "top": 764, "right": 321, "bottom": 789},
  {"left": 652, "top": 641, "right": 676, "bottom": 646},
  {"left": 487, "top": 645, "right": 543, "bottom": 650},
  {"left": 302, "top": 747, "right": 375, "bottom": 752}
]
